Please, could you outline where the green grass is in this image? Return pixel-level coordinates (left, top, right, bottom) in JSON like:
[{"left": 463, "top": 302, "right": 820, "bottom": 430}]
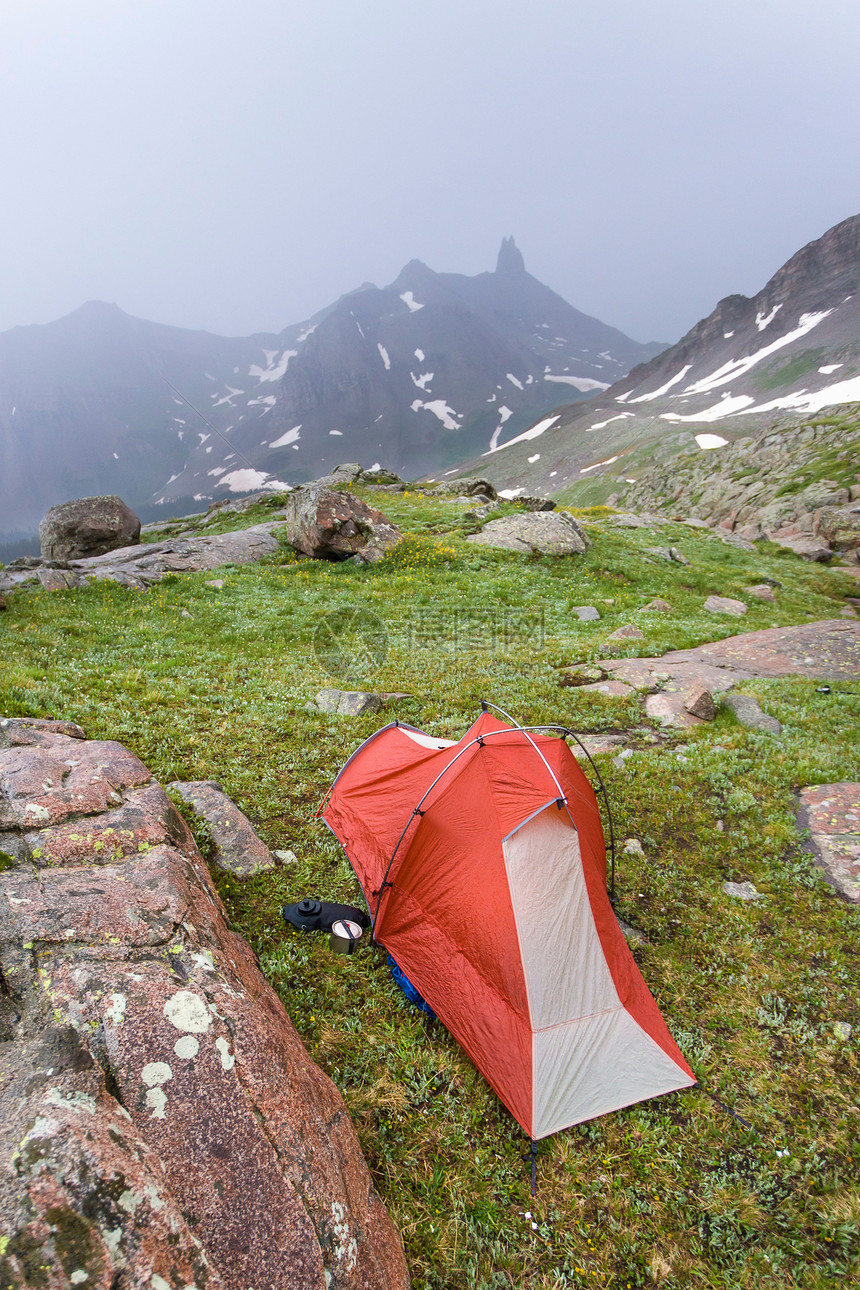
[
  {"left": 1, "top": 494, "right": 859, "bottom": 1288},
  {"left": 754, "top": 350, "right": 826, "bottom": 393}
]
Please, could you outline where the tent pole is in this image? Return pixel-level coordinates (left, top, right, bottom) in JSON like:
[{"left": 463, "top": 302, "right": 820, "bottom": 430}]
[{"left": 559, "top": 726, "right": 618, "bottom": 901}]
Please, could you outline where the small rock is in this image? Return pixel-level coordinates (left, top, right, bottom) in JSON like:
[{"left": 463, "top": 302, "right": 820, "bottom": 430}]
[
  {"left": 623, "top": 838, "right": 644, "bottom": 856},
  {"left": 704, "top": 594, "right": 747, "bottom": 617},
  {"left": 684, "top": 683, "right": 716, "bottom": 721},
  {"left": 645, "top": 692, "right": 708, "bottom": 728},
  {"left": 613, "top": 749, "right": 634, "bottom": 769},
  {"left": 841, "top": 605, "right": 858, "bottom": 618},
  {"left": 716, "top": 819, "right": 725, "bottom": 832},
  {"left": 571, "top": 605, "right": 601, "bottom": 622},
  {"left": 314, "top": 689, "right": 383, "bottom": 716},
  {"left": 616, "top": 916, "right": 647, "bottom": 945},
  {"left": 720, "top": 532, "right": 757, "bottom": 552},
  {"left": 558, "top": 664, "right": 605, "bottom": 686},
  {"left": 722, "top": 692, "right": 782, "bottom": 735},
  {"left": 646, "top": 546, "right": 691, "bottom": 566},
  {"left": 582, "top": 679, "right": 637, "bottom": 697},
  {"left": 833, "top": 1021, "right": 853, "bottom": 1041},
  {"left": 206, "top": 579, "right": 225, "bottom": 589},
  {"left": 274, "top": 849, "right": 299, "bottom": 866},
  {"left": 606, "top": 625, "right": 645, "bottom": 641},
  {"left": 746, "top": 584, "right": 776, "bottom": 602},
  {"left": 723, "top": 880, "right": 763, "bottom": 901},
  {"left": 180, "top": 609, "right": 193, "bottom": 619},
  {"left": 638, "top": 598, "right": 673, "bottom": 613}
]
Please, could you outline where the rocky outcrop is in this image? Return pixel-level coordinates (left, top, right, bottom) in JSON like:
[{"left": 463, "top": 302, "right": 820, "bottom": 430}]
[
  {"left": 595, "top": 621, "right": 860, "bottom": 699},
  {"left": 0, "top": 718, "right": 410, "bottom": 1290},
  {"left": 39, "top": 495, "right": 141, "bottom": 561},
  {"left": 619, "top": 417, "right": 860, "bottom": 561},
  {"left": 282, "top": 486, "right": 402, "bottom": 563},
  {"left": 0, "top": 522, "right": 288, "bottom": 593},
  {"left": 466, "top": 510, "right": 589, "bottom": 555}
]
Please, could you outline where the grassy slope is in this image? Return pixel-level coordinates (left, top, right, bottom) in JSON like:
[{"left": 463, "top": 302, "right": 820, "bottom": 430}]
[{"left": 1, "top": 492, "right": 859, "bottom": 1289}]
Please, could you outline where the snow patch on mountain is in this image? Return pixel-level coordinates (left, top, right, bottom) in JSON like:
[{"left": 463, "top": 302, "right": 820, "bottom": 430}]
[
  {"left": 250, "top": 349, "right": 297, "bottom": 382},
  {"left": 411, "top": 399, "right": 460, "bottom": 430},
  {"left": 628, "top": 365, "right": 692, "bottom": 403},
  {"left": 695, "top": 433, "right": 729, "bottom": 449},
  {"left": 580, "top": 455, "right": 620, "bottom": 474},
  {"left": 680, "top": 310, "right": 833, "bottom": 396},
  {"left": 544, "top": 375, "right": 610, "bottom": 392},
  {"left": 486, "top": 413, "right": 560, "bottom": 454},
  {"left": 755, "top": 303, "right": 782, "bottom": 331},
  {"left": 400, "top": 292, "right": 424, "bottom": 313},
  {"left": 269, "top": 425, "right": 302, "bottom": 448}
]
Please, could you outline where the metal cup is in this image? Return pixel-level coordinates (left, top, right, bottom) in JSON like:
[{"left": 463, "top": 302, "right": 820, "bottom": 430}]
[{"left": 330, "top": 918, "right": 363, "bottom": 955}]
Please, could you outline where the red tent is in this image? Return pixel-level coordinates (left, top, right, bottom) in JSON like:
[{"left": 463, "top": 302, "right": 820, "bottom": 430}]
[{"left": 321, "top": 710, "right": 695, "bottom": 1139}]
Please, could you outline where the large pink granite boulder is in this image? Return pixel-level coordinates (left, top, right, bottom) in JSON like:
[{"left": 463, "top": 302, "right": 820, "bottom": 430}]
[{"left": 0, "top": 718, "right": 410, "bottom": 1290}]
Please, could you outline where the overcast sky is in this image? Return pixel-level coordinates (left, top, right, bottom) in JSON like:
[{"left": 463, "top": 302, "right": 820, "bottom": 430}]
[{"left": 2, "top": 0, "right": 859, "bottom": 345}]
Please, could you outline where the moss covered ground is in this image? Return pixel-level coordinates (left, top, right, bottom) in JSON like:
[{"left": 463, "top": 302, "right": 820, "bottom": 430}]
[{"left": 1, "top": 491, "right": 858, "bottom": 1288}]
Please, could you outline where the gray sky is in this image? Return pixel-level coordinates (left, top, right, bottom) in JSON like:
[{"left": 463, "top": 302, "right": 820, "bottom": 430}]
[{"left": 2, "top": 0, "right": 859, "bottom": 345}]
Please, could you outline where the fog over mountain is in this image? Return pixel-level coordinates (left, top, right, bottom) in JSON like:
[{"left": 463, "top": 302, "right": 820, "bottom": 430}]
[
  {"left": 2, "top": 2, "right": 859, "bottom": 346},
  {"left": 0, "top": 241, "right": 663, "bottom": 537}
]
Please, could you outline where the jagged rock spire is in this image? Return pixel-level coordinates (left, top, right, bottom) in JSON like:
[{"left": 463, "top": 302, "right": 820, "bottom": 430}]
[{"left": 496, "top": 236, "right": 525, "bottom": 276}]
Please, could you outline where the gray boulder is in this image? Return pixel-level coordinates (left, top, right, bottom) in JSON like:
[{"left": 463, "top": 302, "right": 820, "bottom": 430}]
[
  {"left": 168, "top": 780, "right": 275, "bottom": 877},
  {"left": 704, "top": 595, "right": 747, "bottom": 617},
  {"left": 282, "top": 486, "right": 402, "bottom": 563},
  {"left": 467, "top": 511, "right": 590, "bottom": 556},
  {"left": 722, "top": 691, "right": 782, "bottom": 734},
  {"left": 39, "top": 494, "right": 140, "bottom": 560},
  {"left": 427, "top": 476, "right": 498, "bottom": 501},
  {"left": 313, "top": 689, "right": 383, "bottom": 715},
  {"left": 816, "top": 505, "right": 860, "bottom": 556},
  {"left": 772, "top": 533, "right": 833, "bottom": 561},
  {"left": 511, "top": 496, "right": 556, "bottom": 511}
]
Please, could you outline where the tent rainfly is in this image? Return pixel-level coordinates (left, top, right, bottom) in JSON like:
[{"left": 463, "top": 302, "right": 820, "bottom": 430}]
[{"left": 321, "top": 710, "right": 696, "bottom": 1140}]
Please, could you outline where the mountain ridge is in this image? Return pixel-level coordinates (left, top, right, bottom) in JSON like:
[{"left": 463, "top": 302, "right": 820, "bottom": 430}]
[
  {"left": 464, "top": 214, "right": 860, "bottom": 500},
  {"left": 0, "top": 242, "right": 663, "bottom": 535}
]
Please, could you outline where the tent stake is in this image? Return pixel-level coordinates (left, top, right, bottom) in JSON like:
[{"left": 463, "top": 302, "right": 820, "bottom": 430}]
[{"left": 530, "top": 1139, "right": 537, "bottom": 1197}]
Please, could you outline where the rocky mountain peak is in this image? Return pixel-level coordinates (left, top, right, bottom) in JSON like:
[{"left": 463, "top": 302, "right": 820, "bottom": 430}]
[
  {"left": 772, "top": 212, "right": 860, "bottom": 298},
  {"left": 496, "top": 236, "right": 526, "bottom": 276}
]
